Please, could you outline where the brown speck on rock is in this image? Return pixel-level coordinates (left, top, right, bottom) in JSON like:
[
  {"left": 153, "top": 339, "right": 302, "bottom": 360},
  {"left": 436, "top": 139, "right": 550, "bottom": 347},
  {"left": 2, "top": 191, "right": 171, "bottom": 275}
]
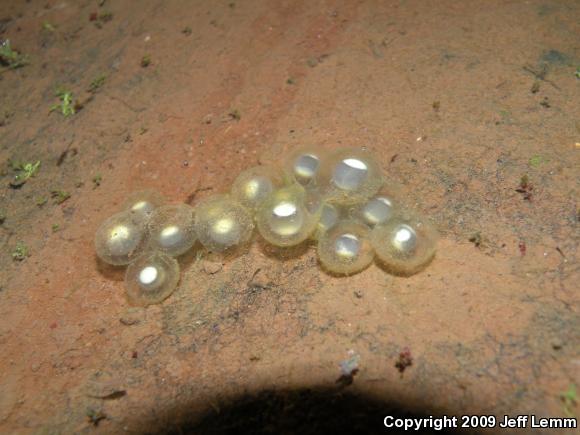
[{"left": 395, "top": 347, "right": 413, "bottom": 376}]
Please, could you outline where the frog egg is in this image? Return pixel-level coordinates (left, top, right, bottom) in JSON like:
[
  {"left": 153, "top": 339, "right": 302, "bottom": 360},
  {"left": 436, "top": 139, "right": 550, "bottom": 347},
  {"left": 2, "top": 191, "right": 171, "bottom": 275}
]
[
  {"left": 95, "top": 210, "right": 146, "bottom": 265},
  {"left": 231, "top": 165, "right": 285, "bottom": 211},
  {"left": 370, "top": 215, "right": 437, "bottom": 276},
  {"left": 319, "top": 148, "right": 383, "bottom": 205},
  {"left": 194, "top": 195, "right": 254, "bottom": 252},
  {"left": 256, "top": 185, "right": 320, "bottom": 247},
  {"left": 146, "top": 204, "right": 196, "bottom": 257},
  {"left": 284, "top": 147, "right": 328, "bottom": 186},
  {"left": 318, "top": 221, "right": 375, "bottom": 275},
  {"left": 312, "top": 202, "right": 344, "bottom": 240},
  {"left": 125, "top": 251, "right": 180, "bottom": 306},
  {"left": 123, "top": 190, "right": 165, "bottom": 221},
  {"left": 359, "top": 195, "right": 396, "bottom": 227}
]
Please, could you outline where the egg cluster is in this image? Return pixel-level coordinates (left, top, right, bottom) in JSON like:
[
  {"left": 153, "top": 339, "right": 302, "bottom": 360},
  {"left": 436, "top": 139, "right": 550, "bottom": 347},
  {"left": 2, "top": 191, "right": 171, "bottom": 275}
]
[{"left": 95, "top": 147, "right": 437, "bottom": 306}]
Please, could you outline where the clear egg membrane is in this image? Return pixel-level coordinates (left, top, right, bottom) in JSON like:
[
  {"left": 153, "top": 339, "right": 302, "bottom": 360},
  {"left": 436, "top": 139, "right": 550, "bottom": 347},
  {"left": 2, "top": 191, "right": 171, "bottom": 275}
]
[
  {"left": 319, "top": 148, "right": 384, "bottom": 205},
  {"left": 231, "top": 165, "right": 284, "bottom": 211},
  {"left": 194, "top": 195, "right": 254, "bottom": 252},
  {"left": 371, "top": 215, "right": 437, "bottom": 275},
  {"left": 318, "top": 221, "right": 374, "bottom": 275},
  {"left": 256, "top": 185, "right": 320, "bottom": 246},
  {"left": 125, "top": 251, "right": 180, "bottom": 306},
  {"left": 146, "top": 204, "right": 197, "bottom": 257},
  {"left": 95, "top": 210, "right": 146, "bottom": 266}
]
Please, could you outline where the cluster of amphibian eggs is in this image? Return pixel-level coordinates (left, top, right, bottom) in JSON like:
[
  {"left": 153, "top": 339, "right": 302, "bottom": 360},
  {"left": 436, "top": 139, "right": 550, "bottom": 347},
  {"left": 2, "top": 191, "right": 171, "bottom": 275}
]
[{"left": 95, "top": 147, "right": 437, "bottom": 306}]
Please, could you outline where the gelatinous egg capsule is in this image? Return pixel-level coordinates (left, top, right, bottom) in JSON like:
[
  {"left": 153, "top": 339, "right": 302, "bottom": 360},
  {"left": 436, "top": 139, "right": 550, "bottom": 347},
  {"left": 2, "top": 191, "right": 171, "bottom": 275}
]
[
  {"left": 358, "top": 195, "right": 396, "bottom": 227},
  {"left": 318, "top": 220, "right": 375, "bottom": 275},
  {"left": 256, "top": 184, "right": 320, "bottom": 247},
  {"left": 312, "top": 202, "right": 347, "bottom": 240},
  {"left": 95, "top": 210, "right": 146, "bottom": 266},
  {"left": 231, "top": 165, "right": 285, "bottom": 212},
  {"left": 370, "top": 214, "right": 437, "bottom": 276},
  {"left": 284, "top": 147, "right": 328, "bottom": 187},
  {"left": 123, "top": 190, "right": 165, "bottom": 222},
  {"left": 125, "top": 251, "right": 180, "bottom": 306},
  {"left": 194, "top": 194, "right": 254, "bottom": 252},
  {"left": 146, "top": 204, "right": 197, "bottom": 257},
  {"left": 319, "top": 147, "right": 383, "bottom": 205}
]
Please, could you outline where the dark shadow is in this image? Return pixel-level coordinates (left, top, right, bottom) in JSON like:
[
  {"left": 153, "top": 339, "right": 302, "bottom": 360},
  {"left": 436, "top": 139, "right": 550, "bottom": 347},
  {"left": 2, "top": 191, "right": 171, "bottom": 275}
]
[
  {"left": 95, "top": 255, "right": 126, "bottom": 281},
  {"left": 373, "top": 254, "right": 436, "bottom": 278},
  {"left": 257, "top": 236, "right": 313, "bottom": 261},
  {"left": 142, "top": 387, "right": 470, "bottom": 435}
]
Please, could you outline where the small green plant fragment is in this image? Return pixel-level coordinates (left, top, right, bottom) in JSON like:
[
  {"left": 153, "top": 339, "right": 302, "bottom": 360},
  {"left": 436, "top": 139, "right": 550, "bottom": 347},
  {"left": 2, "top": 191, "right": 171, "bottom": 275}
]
[
  {"left": 574, "top": 67, "right": 580, "bottom": 79},
  {"left": 0, "top": 40, "right": 28, "bottom": 70},
  {"left": 52, "top": 223, "right": 60, "bottom": 232},
  {"left": 286, "top": 77, "right": 296, "bottom": 85},
  {"left": 12, "top": 242, "right": 29, "bottom": 261},
  {"left": 228, "top": 109, "right": 241, "bottom": 121},
  {"left": 529, "top": 155, "right": 545, "bottom": 168},
  {"left": 36, "top": 196, "right": 48, "bottom": 207},
  {"left": 9, "top": 160, "right": 41, "bottom": 187},
  {"left": 50, "top": 89, "right": 76, "bottom": 117},
  {"left": 182, "top": 26, "right": 192, "bottom": 35},
  {"left": 140, "top": 55, "right": 151, "bottom": 68},
  {"left": 88, "top": 74, "right": 106, "bottom": 93},
  {"left": 51, "top": 190, "right": 71, "bottom": 204},
  {"left": 560, "top": 384, "right": 577, "bottom": 417},
  {"left": 92, "top": 174, "right": 102, "bottom": 188},
  {"left": 42, "top": 22, "right": 56, "bottom": 32}
]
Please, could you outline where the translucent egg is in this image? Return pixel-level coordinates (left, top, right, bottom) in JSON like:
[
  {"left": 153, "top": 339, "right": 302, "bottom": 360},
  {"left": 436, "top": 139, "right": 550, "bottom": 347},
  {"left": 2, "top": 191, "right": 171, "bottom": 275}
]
[
  {"left": 123, "top": 190, "right": 165, "bottom": 221},
  {"left": 284, "top": 147, "right": 328, "bottom": 187},
  {"left": 194, "top": 195, "right": 254, "bottom": 252},
  {"left": 312, "top": 202, "right": 344, "bottom": 240},
  {"left": 256, "top": 185, "right": 320, "bottom": 246},
  {"left": 359, "top": 195, "right": 396, "bottom": 227},
  {"left": 125, "top": 251, "right": 180, "bottom": 306},
  {"left": 370, "top": 214, "right": 437, "bottom": 276},
  {"left": 319, "top": 148, "right": 383, "bottom": 205},
  {"left": 318, "top": 221, "right": 375, "bottom": 275},
  {"left": 95, "top": 210, "right": 146, "bottom": 265},
  {"left": 146, "top": 204, "right": 196, "bottom": 257},
  {"left": 231, "top": 165, "right": 285, "bottom": 211}
]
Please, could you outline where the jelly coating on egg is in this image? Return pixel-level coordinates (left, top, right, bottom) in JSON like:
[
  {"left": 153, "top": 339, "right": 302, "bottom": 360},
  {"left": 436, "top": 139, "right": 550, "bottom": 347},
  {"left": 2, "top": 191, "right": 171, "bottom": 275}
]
[
  {"left": 95, "top": 210, "right": 146, "bottom": 265},
  {"left": 125, "top": 251, "right": 180, "bottom": 306},
  {"left": 123, "top": 190, "right": 165, "bottom": 222},
  {"left": 231, "top": 165, "right": 286, "bottom": 212},
  {"left": 146, "top": 204, "right": 196, "bottom": 257},
  {"left": 370, "top": 213, "right": 437, "bottom": 276},
  {"left": 194, "top": 194, "right": 254, "bottom": 252},
  {"left": 318, "top": 148, "right": 384, "bottom": 205},
  {"left": 256, "top": 184, "right": 320, "bottom": 247},
  {"left": 358, "top": 195, "right": 397, "bottom": 228},
  {"left": 312, "top": 202, "right": 350, "bottom": 240},
  {"left": 284, "top": 147, "right": 328, "bottom": 187},
  {"left": 318, "top": 220, "right": 375, "bottom": 275}
]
